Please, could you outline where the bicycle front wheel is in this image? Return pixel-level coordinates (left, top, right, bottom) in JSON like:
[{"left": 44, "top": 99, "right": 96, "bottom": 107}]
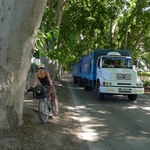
[{"left": 38, "top": 98, "right": 49, "bottom": 123}]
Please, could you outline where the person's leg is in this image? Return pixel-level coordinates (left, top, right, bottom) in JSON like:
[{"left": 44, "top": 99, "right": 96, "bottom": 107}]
[
  {"left": 50, "top": 85, "right": 58, "bottom": 115},
  {"left": 50, "top": 93, "right": 58, "bottom": 114}
]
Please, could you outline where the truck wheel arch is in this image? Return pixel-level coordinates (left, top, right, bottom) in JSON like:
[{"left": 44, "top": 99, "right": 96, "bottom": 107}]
[{"left": 97, "top": 80, "right": 105, "bottom": 100}]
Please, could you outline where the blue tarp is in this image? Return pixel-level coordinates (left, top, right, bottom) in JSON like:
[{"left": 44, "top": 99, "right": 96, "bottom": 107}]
[{"left": 72, "top": 57, "right": 83, "bottom": 77}]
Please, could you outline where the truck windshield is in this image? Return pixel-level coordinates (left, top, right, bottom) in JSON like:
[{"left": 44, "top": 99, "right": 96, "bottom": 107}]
[{"left": 102, "top": 56, "right": 133, "bottom": 69}]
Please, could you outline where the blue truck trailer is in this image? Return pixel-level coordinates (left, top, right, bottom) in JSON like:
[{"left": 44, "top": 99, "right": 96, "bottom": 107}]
[{"left": 72, "top": 57, "right": 83, "bottom": 86}]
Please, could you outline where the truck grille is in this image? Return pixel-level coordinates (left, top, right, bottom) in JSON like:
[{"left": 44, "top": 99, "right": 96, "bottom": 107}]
[
  {"left": 118, "top": 88, "right": 132, "bottom": 93},
  {"left": 117, "top": 83, "right": 131, "bottom": 85},
  {"left": 116, "top": 74, "right": 131, "bottom": 80}
]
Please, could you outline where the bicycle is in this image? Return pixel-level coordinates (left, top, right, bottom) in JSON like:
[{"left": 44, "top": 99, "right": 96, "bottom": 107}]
[{"left": 27, "top": 85, "right": 54, "bottom": 124}]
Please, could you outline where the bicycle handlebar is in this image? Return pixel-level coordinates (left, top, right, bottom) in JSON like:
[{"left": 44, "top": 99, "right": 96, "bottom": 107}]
[{"left": 27, "top": 87, "right": 35, "bottom": 92}]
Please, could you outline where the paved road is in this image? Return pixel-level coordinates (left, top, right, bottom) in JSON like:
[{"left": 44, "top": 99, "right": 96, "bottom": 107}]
[{"left": 67, "top": 79, "right": 150, "bottom": 150}]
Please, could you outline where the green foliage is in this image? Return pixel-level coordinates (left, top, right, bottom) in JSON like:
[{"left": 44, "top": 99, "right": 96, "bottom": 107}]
[
  {"left": 143, "top": 80, "right": 150, "bottom": 88},
  {"left": 138, "top": 72, "right": 150, "bottom": 76},
  {"left": 35, "top": 0, "right": 150, "bottom": 72},
  {"left": 33, "top": 3, "right": 59, "bottom": 58}
]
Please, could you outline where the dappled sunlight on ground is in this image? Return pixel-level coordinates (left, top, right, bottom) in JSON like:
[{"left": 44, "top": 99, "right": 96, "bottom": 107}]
[
  {"left": 67, "top": 81, "right": 150, "bottom": 144},
  {"left": 141, "top": 107, "right": 150, "bottom": 111},
  {"left": 24, "top": 99, "right": 35, "bottom": 103}
]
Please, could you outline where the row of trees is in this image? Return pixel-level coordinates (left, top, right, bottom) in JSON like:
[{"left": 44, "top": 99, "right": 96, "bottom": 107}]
[{"left": 37, "top": 0, "right": 150, "bottom": 72}]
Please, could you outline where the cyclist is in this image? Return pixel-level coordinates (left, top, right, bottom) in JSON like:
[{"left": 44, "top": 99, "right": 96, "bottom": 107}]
[{"left": 32, "top": 63, "right": 58, "bottom": 115}]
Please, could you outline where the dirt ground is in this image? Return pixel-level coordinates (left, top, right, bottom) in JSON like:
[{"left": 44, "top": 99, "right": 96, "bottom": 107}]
[
  {"left": 0, "top": 74, "right": 149, "bottom": 150},
  {"left": 0, "top": 75, "right": 88, "bottom": 150}
]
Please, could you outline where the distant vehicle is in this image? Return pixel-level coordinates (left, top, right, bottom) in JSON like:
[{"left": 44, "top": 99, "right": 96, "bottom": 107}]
[{"left": 72, "top": 49, "right": 144, "bottom": 101}]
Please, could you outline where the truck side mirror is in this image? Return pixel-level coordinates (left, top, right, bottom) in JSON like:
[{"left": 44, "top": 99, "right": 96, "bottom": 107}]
[
  {"left": 133, "top": 60, "right": 140, "bottom": 71},
  {"left": 134, "top": 60, "right": 138, "bottom": 67}
]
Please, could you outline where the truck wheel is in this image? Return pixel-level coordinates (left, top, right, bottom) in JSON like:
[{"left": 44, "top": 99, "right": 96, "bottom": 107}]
[
  {"left": 97, "top": 82, "right": 104, "bottom": 100},
  {"left": 73, "top": 77, "right": 78, "bottom": 84},
  {"left": 128, "top": 94, "right": 137, "bottom": 101},
  {"left": 78, "top": 78, "right": 83, "bottom": 87},
  {"left": 83, "top": 79, "right": 90, "bottom": 91},
  {"left": 84, "top": 85, "right": 90, "bottom": 91}
]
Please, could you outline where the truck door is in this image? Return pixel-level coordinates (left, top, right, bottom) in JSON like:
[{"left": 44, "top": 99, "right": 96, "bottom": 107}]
[{"left": 96, "top": 58, "right": 101, "bottom": 78}]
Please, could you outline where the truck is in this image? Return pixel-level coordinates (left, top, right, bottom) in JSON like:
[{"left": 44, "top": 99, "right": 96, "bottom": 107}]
[{"left": 73, "top": 49, "right": 144, "bottom": 101}]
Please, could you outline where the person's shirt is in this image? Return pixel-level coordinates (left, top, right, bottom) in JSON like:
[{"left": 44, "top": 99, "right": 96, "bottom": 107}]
[
  {"left": 38, "top": 74, "right": 50, "bottom": 86},
  {"left": 36, "top": 71, "right": 52, "bottom": 86}
]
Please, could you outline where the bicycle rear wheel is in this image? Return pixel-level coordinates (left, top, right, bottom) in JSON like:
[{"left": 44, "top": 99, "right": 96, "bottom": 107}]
[{"left": 38, "top": 98, "right": 49, "bottom": 123}]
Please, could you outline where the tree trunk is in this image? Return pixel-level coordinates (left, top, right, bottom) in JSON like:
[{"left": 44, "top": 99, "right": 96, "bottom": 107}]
[
  {"left": 55, "top": 0, "right": 66, "bottom": 30},
  {"left": 132, "top": 31, "right": 144, "bottom": 53},
  {"left": 0, "top": 0, "right": 47, "bottom": 130}
]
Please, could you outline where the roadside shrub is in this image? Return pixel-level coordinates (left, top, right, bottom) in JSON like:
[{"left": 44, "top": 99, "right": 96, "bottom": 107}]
[
  {"left": 143, "top": 80, "right": 150, "bottom": 88},
  {"left": 138, "top": 72, "right": 150, "bottom": 76}
]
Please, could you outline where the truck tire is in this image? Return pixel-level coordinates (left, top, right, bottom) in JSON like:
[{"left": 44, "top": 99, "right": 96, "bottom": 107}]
[
  {"left": 83, "top": 79, "right": 90, "bottom": 91},
  {"left": 78, "top": 78, "right": 83, "bottom": 87},
  {"left": 73, "top": 77, "right": 78, "bottom": 84},
  {"left": 97, "top": 82, "right": 104, "bottom": 100},
  {"left": 84, "top": 84, "right": 90, "bottom": 91},
  {"left": 128, "top": 94, "right": 137, "bottom": 101}
]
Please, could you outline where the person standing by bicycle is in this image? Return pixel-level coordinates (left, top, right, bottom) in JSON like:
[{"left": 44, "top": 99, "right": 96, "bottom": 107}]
[{"left": 32, "top": 63, "right": 58, "bottom": 115}]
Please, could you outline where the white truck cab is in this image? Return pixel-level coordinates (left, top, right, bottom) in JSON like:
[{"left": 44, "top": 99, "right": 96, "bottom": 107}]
[{"left": 96, "top": 52, "right": 144, "bottom": 101}]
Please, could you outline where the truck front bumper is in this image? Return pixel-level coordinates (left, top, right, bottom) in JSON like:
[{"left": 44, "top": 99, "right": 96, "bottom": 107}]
[{"left": 100, "top": 86, "right": 144, "bottom": 94}]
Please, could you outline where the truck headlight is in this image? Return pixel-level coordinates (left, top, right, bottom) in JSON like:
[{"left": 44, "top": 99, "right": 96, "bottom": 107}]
[
  {"left": 103, "top": 82, "right": 112, "bottom": 86},
  {"left": 136, "top": 83, "right": 143, "bottom": 87}
]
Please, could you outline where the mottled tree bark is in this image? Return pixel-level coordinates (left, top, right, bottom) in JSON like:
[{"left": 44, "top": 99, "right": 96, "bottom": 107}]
[{"left": 0, "top": 0, "right": 47, "bottom": 129}]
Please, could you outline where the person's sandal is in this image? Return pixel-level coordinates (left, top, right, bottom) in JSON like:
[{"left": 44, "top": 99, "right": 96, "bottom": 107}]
[
  {"left": 49, "top": 111, "right": 53, "bottom": 117},
  {"left": 54, "top": 111, "right": 58, "bottom": 116}
]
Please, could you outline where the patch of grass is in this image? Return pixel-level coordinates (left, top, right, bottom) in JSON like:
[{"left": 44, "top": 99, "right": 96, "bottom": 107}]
[
  {"left": 138, "top": 72, "right": 150, "bottom": 76},
  {"left": 143, "top": 80, "right": 150, "bottom": 88}
]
